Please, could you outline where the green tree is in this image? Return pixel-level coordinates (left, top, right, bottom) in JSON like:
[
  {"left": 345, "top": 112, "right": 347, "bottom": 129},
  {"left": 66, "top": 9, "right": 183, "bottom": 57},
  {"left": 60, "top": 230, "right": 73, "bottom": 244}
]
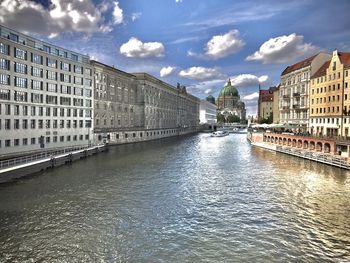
[
  {"left": 226, "top": 114, "right": 240, "bottom": 123},
  {"left": 217, "top": 113, "right": 225, "bottom": 123}
]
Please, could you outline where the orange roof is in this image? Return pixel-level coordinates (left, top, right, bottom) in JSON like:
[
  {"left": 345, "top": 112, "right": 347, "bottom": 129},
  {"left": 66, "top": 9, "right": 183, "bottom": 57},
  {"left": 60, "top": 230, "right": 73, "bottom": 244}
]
[
  {"left": 281, "top": 54, "right": 318, "bottom": 76},
  {"left": 339, "top": 52, "right": 350, "bottom": 67},
  {"left": 311, "top": 60, "right": 330, "bottom": 79}
]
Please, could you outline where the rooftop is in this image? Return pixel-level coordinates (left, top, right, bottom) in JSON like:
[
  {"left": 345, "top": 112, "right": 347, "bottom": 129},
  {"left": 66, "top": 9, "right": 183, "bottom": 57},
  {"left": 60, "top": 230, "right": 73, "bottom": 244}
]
[{"left": 281, "top": 54, "right": 318, "bottom": 76}]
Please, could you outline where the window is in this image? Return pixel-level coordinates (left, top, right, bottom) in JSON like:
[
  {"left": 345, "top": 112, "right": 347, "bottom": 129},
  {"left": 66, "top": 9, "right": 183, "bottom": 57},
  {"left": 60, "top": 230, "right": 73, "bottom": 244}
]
[
  {"left": 14, "top": 91, "right": 27, "bottom": 102},
  {"left": 0, "top": 58, "right": 10, "bottom": 70},
  {"left": 5, "top": 119, "right": 10, "bottom": 129},
  {"left": 23, "top": 106, "right": 28, "bottom": 116},
  {"left": 47, "top": 70, "right": 57, "bottom": 80},
  {"left": 85, "top": 68, "right": 92, "bottom": 76},
  {"left": 15, "top": 77, "right": 27, "bottom": 88},
  {"left": 31, "top": 53, "right": 43, "bottom": 64},
  {"left": 31, "top": 138, "right": 36, "bottom": 144},
  {"left": 14, "top": 119, "right": 19, "bottom": 129},
  {"left": 15, "top": 62, "right": 27, "bottom": 74},
  {"left": 61, "top": 85, "right": 71, "bottom": 94},
  {"left": 47, "top": 83, "right": 57, "bottom": 92},
  {"left": 31, "top": 80, "right": 42, "bottom": 90},
  {"left": 0, "top": 74, "right": 10, "bottom": 85},
  {"left": 31, "top": 93, "right": 43, "bottom": 103},
  {"left": 74, "top": 87, "right": 83, "bottom": 96},
  {"left": 38, "top": 120, "right": 43, "bottom": 129},
  {"left": 0, "top": 89, "right": 10, "bottom": 100},
  {"left": 75, "top": 76, "right": 83, "bottom": 85},
  {"left": 30, "top": 120, "right": 36, "bottom": 129},
  {"left": 15, "top": 48, "right": 27, "bottom": 60},
  {"left": 71, "top": 54, "right": 78, "bottom": 61},
  {"left": 60, "top": 73, "right": 70, "bottom": 83},
  {"left": 46, "top": 95, "right": 57, "bottom": 105},
  {"left": 43, "top": 45, "right": 51, "bottom": 53},
  {"left": 47, "top": 58, "right": 57, "bottom": 68},
  {"left": 14, "top": 105, "right": 19, "bottom": 115},
  {"left": 5, "top": 140, "right": 10, "bottom": 147},
  {"left": 32, "top": 67, "right": 43, "bottom": 77},
  {"left": 60, "top": 97, "right": 71, "bottom": 106},
  {"left": 10, "top": 33, "right": 19, "bottom": 42},
  {"left": 23, "top": 119, "right": 28, "bottom": 129},
  {"left": 23, "top": 138, "right": 28, "bottom": 145},
  {"left": 61, "top": 62, "right": 70, "bottom": 71},
  {"left": 74, "top": 65, "right": 83, "bottom": 74},
  {"left": 85, "top": 79, "right": 92, "bottom": 87},
  {"left": 0, "top": 42, "right": 9, "bottom": 55}
]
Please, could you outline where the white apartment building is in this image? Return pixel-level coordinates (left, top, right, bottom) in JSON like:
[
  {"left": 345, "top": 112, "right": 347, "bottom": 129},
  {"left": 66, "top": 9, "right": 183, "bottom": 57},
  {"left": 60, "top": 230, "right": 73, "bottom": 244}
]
[
  {"left": 279, "top": 53, "right": 331, "bottom": 132},
  {"left": 0, "top": 25, "right": 93, "bottom": 158}
]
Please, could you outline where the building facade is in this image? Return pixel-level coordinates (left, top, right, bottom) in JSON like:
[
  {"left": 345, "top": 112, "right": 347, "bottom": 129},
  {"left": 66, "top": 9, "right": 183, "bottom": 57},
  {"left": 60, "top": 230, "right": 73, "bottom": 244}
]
[
  {"left": 272, "top": 85, "right": 280, "bottom": 123},
  {"left": 279, "top": 53, "right": 331, "bottom": 131},
  {"left": 91, "top": 66, "right": 200, "bottom": 145},
  {"left": 199, "top": 99, "right": 217, "bottom": 124},
  {"left": 217, "top": 80, "right": 246, "bottom": 122},
  {"left": 0, "top": 25, "right": 93, "bottom": 158},
  {"left": 258, "top": 87, "right": 275, "bottom": 123},
  {"left": 309, "top": 50, "right": 350, "bottom": 137}
]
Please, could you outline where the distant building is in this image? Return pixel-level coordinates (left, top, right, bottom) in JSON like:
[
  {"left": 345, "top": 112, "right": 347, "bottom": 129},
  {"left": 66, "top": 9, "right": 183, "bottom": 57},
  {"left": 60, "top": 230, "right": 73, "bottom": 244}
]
[
  {"left": 206, "top": 95, "right": 215, "bottom": 105},
  {"left": 258, "top": 87, "right": 275, "bottom": 123},
  {"left": 199, "top": 100, "right": 217, "bottom": 124},
  {"left": 279, "top": 53, "right": 331, "bottom": 131},
  {"left": 217, "top": 80, "right": 246, "bottom": 122},
  {"left": 309, "top": 50, "right": 350, "bottom": 137}
]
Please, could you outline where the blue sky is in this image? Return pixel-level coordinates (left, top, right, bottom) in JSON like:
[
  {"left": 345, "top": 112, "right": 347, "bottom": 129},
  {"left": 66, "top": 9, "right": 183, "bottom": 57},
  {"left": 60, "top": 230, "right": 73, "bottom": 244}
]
[{"left": 1, "top": 0, "right": 350, "bottom": 115}]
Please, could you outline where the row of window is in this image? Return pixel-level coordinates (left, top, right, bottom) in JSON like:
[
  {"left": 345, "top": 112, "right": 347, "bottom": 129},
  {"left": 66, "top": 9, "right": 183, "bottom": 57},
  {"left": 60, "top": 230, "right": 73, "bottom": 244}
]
[
  {"left": 313, "top": 70, "right": 349, "bottom": 84},
  {"left": 0, "top": 104, "right": 91, "bottom": 117},
  {"left": 1, "top": 39, "right": 89, "bottom": 65},
  {"left": 0, "top": 119, "right": 92, "bottom": 130},
  {"left": 97, "top": 129, "right": 178, "bottom": 141},
  {"left": 0, "top": 134, "right": 89, "bottom": 148},
  {"left": 311, "top": 106, "right": 340, "bottom": 114},
  {"left": 312, "top": 83, "right": 348, "bottom": 94},
  {"left": 0, "top": 72, "right": 92, "bottom": 87},
  {"left": 0, "top": 90, "right": 92, "bottom": 106}
]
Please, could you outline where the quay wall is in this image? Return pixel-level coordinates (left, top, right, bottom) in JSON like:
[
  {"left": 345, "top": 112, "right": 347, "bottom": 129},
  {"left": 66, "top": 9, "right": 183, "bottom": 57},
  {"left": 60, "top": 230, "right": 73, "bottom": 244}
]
[
  {"left": 0, "top": 145, "right": 107, "bottom": 184},
  {"left": 248, "top": 132, "right": 350, "bottom": 170}
]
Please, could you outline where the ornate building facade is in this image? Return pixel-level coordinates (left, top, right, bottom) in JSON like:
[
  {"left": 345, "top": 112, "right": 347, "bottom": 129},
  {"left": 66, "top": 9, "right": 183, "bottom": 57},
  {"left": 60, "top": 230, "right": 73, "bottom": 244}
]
[{"left": 217, "top": 80, "right": 246, "bottom": 122}]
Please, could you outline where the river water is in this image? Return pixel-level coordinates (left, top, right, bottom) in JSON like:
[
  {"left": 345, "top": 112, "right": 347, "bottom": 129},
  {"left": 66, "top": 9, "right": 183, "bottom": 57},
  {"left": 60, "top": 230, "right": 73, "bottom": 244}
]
[{"left": 0, "top": 133, "right": 349, "bottom": 262}]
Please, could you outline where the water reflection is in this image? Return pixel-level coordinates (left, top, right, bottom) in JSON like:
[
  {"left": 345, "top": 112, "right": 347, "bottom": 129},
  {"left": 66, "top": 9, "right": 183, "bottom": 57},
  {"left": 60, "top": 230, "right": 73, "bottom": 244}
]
[{"left": 0, "top": 134, "right": 349, "bottom": 262}]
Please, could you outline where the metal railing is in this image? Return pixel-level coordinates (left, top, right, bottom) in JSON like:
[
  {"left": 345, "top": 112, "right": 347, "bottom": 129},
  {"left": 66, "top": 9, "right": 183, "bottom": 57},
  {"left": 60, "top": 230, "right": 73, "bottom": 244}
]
[{"left": 0, "top": 145, "right": 93, "bottom": 170}]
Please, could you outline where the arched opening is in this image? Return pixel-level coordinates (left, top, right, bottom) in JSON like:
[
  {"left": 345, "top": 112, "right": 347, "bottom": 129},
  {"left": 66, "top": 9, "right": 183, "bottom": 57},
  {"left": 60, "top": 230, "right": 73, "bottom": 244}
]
[
  {"left": 292, "top": 139, "right": 297, "bottom": 147},
  {"left": 303, "top": 140, "right": 309, "bottom": 149},
  {"left": 288, "top": 138, "right": 292, "bottom": 146},
  {"left": 297, "top": 139, "right": 302, "bottom": 148},
  {"left": 310, "top": 141, "right": 315, "bottom": 150},
  {"left": 271, "top": 137, "right": 274, "bottom": 143},
  {"left": 283, "top": 138, "right": 287, "bottom": 145},
  {"left": 279, "top": 137, "right": 283, "bottom": 145},
  {"left": 316, "top": 142, "right": 323, "bottom": 152},
  {"left": 324, "top": 143, "right": 331, "bottom": 153}
]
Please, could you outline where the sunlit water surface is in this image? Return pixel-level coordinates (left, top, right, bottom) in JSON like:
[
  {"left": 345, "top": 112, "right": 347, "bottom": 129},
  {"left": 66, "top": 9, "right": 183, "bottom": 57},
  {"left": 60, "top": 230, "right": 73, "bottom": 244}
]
[{"left": 0, "top": 134, "right": 350, "bottom": 262}]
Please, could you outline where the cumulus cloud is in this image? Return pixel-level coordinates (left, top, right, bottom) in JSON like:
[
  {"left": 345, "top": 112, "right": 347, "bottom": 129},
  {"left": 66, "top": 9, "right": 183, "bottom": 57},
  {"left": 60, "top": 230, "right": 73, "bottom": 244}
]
[
  {"left": 175, "top": 0, "right": 183, "bottom": 3},
  {"left": 160, "top": 66, "right": 176, "bottom": 77},
  {"left": 205, "top": 88, "right": 212, "bottom": 94},
  {"left": 243, "top": 92, "right": 259, "bottom": 101},
  {"left": 188, "top": 29, "right": 245, "bottom": 60},
  {"left": 120, "top": 37, "right": 165, "bottom": 58},
  {"left": 246, "top": 33, "right": 319, "bottom": 64},
  {"left": 230, "top": 74, "right": 269, "bottom": 87},
  {"left": 0, "top": 0, "right": 123, "bottom": 37},
  {"left": 112, "top": 1, "right": 123, "bottom": 25},
  {"left": 179, "top": 67, "right": 223, "bottom": 80}
]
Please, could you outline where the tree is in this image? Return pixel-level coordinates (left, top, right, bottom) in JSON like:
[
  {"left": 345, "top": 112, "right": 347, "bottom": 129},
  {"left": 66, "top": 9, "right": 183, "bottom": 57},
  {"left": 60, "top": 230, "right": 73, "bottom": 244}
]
[
  {"left": 217, "top": 113, "right": 225, "bottom": 123},
  {"left": 226, "top": 114, "right": 240, "bottom": 123}
]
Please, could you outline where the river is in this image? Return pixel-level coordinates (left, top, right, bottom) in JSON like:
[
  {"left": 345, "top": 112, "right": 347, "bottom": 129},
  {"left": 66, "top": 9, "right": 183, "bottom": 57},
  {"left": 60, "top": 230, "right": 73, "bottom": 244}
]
[{"left": 0, "top": 133, "right": 349, "bottom": 262}]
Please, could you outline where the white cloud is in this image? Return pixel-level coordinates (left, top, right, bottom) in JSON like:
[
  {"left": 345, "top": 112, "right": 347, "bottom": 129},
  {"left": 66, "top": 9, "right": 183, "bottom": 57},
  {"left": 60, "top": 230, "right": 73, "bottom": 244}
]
[
  {"left": 160, "top": 66, "right": 176, "bottom": 77},
  {"left": 112, "top": 1, "right": 123, "bottom": 25},
  {"left": 246, "top": 33, "right": 319, "bottom": 64},
  {"left": 120, "top": 37, "right": 165, "bottom": 58},
  {"left": 131, "top": 12, "right": 142, "bottom": 22},
  {"left": 205, "top": 30, "right": 245, "bottom": 59},
  {"left": 179, "top": 67, "right": 223, "bottom": 80},
  {"left": 0, "top": 0, "right": 121, "bottom": 37},
  {"left": 175, "top": 0, "right": 183, "bottom": 3},
  {"left": 188, "top": 29, "right": 245, "bottom": 60},
  {"left": 230, "top": 74, "right": 269, "bottom": 87},
  {"left": 243, "top": 92, "right": 259, "bottom": 101},
  {"left": 204, "top": 88, "right": 212, "bottom": 94}
]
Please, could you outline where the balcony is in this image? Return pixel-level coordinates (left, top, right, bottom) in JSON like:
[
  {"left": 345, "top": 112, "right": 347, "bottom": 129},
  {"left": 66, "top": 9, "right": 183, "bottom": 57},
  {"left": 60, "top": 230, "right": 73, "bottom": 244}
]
[
  {"left": 293, "top": 104, "right": 300, "bottom": 109},
  {"left": 282, "top": 106, "right": 290, "bottom": 110},
  {"left": 293, "top": 92, "right": 300, "bottom": 97},
  {"left": 283, "top": 94, "right": 290, "bottom": 99}
]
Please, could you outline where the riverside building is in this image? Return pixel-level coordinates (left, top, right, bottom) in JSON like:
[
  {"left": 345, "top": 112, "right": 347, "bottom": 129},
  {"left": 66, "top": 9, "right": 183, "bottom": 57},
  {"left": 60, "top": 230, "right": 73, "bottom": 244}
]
[
  {"left": 0, "top": 25, "right": 93, "bottom": 158},
  {"left": 279, "top": 53, "right": 331, "bottom": 132},
  {"left": 309, "top": 50, "right": 350, "bottom": 137},
  {"left": 91, "top": 63, "right": 200, "bottom": 145}
]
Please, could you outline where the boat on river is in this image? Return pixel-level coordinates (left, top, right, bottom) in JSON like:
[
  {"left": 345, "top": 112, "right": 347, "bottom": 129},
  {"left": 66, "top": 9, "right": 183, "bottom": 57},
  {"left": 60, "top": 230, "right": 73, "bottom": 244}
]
[{"left": 211, "top": 131, "right": 229, "bottom": 137}]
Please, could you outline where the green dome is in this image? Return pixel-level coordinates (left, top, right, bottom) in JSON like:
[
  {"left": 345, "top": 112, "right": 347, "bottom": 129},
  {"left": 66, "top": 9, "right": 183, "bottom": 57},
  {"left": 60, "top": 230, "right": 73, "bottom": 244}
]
[{"left": 218, "top": 80, "right": 239, "bottom": 97}]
